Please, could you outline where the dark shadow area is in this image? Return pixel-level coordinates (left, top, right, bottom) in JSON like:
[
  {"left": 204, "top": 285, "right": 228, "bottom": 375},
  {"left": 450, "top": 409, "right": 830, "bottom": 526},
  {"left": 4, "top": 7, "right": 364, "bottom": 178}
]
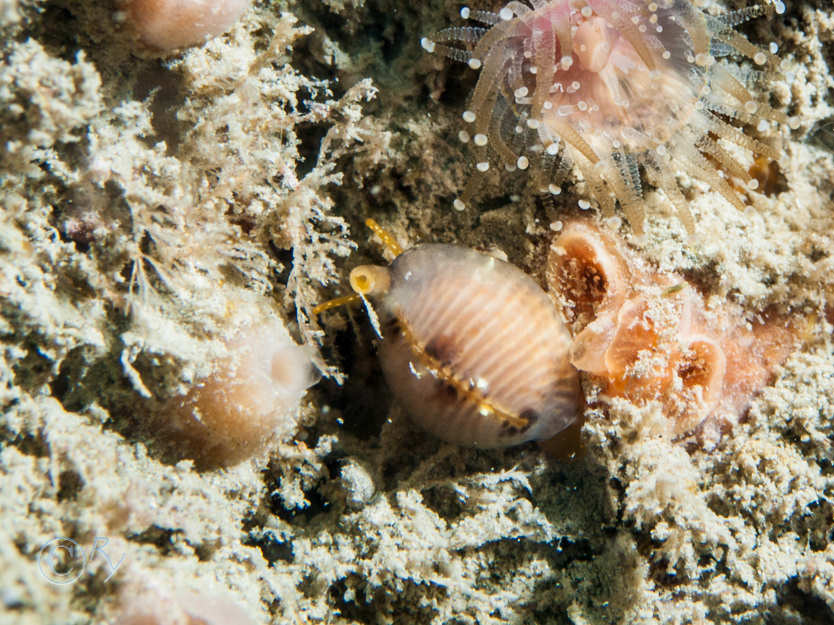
[
  {"left": 133, "top": 64, "right": 188, "bottom": 154},
  {"left": 242, "top": 529, "right": 295, "bottom": 566},
  {"left": 768, "top": 577, "right": 834, "bottom": 625},
  {"left": 127, "top": 524, "right": 184, "bottom": 555}
]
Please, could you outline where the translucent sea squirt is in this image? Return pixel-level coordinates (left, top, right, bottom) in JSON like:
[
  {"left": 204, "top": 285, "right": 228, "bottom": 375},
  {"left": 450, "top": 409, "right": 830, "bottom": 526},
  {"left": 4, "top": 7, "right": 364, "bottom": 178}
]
[
  {"left": 119, "top": 0, "right": 252, "bottom": 51},
  {"left": 165, "top": 318, "right": 318, "bottom": 468}
]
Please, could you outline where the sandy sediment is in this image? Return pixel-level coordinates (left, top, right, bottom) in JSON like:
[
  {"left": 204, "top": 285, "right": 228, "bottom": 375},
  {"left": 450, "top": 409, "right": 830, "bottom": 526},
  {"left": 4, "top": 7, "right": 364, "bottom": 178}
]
[{"left": 1, "top": 0, "right": 833, "bottom": 624}]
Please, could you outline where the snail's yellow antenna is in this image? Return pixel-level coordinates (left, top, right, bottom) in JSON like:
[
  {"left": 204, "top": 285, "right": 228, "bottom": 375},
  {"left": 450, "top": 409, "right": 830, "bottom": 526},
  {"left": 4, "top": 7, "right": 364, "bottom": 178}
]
[
  {"left": 312, "top": 218, "right": 401, "bottom": 315},
  {"left": 312, "top": 293, "right": 361, "bottom": 315},
  {"left": 365, "top": 218, "right": 402, "bottom": 257}
]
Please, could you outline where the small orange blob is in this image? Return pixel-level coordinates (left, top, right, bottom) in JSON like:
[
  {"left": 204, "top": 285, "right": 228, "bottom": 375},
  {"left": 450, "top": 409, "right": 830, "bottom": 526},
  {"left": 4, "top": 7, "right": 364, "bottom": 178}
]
[
  {"left": 547, "top": 221, "right": 797, "bottom": 446},
  {"left": 117, "top": 577, "right": 256, "bottom": 625},
  {"left": 120, "top": 0, "right": 252, "bottom": 52},
  {"left": 164, "top": 318, "right": 317, "bottom": 468}
]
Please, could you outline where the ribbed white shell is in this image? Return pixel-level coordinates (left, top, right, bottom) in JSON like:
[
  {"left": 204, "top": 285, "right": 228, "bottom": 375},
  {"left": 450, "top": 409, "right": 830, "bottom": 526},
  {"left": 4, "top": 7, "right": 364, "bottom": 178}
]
[{"left": 377, "top": 244, "right": 580, "bottom": 448}]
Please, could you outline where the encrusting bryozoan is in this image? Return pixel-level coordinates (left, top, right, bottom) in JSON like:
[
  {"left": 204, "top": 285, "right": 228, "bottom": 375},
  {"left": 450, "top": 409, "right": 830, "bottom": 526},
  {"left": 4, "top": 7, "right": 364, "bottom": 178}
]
[
  {"left": 118, "top": 0, "right": 252, "bottom": 52},
  {"left": 422, "top": 0, "right": 796, "bottom": 232},
  {"left": 164, "top": 318, "right": 318, "bottom": 468}
]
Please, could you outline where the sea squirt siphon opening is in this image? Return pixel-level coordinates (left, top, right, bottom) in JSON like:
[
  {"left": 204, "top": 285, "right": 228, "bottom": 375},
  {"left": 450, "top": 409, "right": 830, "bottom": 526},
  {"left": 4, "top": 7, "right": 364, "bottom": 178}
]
[{"left": 349, "top": 265, "right": 391, "bottom": 296}]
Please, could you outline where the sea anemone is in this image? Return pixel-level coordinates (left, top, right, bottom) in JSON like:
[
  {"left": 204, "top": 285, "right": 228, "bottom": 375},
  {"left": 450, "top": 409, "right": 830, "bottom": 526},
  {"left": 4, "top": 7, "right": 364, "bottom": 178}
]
[
  {"left": 164, "top": 318, "right": 318, "bottom": 468},
  {"left": 547, "top": 221, "right": 797, "bottom": 447},
  {"left": 118, "top": 0, "right": 252, "bottom": 52},
  {"left": 423, "top": 0, "right": 795, "bottom": 232}
]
